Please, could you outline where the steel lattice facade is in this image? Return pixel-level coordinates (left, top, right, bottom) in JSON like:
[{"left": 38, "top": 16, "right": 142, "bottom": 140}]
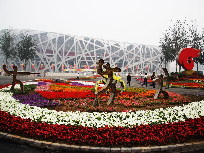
[{"left": 1, "top": 29, "right": 163, "bottom": 74}]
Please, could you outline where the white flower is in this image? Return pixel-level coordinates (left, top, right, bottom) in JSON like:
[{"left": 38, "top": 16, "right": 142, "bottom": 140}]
[{"left": 71, "top": 81, "right": 95, "bottom": 86}]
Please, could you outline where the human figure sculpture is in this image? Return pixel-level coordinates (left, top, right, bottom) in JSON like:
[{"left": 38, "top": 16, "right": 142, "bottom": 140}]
[
  {"left": 150, "top": 72, "right": 156, "bottom": 88},
  {"left": 96, "top": 59, "right": 105, "bottom": 77},
  {"left": 154, "top": 69, "right": 169, "bottom": 99},
  {"left": 3, "top": 64, "right": 40, "bottom": 92},
  {"left": 162, "top": 68, "right": 170, "bottom": 89},
  {"left": 93, "top": 60, "right": 126, "bottom": 106}
]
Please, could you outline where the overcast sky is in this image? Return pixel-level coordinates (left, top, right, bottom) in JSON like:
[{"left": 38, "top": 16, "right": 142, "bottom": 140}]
[{"left": 0, "top": 0, "right": 203, "bottom": 46}]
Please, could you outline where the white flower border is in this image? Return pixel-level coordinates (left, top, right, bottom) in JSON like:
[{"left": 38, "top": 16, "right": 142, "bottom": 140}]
[
  {"left": 0, "top": 82, "right": 204, "bottom": 128},
  {"left": 71, "top": 80, "right": 96, "bottom": 86}
]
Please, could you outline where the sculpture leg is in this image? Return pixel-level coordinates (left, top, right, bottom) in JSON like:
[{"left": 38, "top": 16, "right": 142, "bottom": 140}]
[
  {"left": 107, "top": 81, "right": 117, "bottom": 105},
  {"left": 16, "top": 79, "right": 24, "bottom": 92},
  {"left": 165, "top": 77, "right": 170, "bottom": 89},
  {"left": 10, "top": 81, "right": 15, "bottom": 91},
  {"left": 107, "top": 90, "right": 116, "bottom": 105},
  {"left": 96, "top": 78, "right": 112, "bottom": 95},
  {"left": 11, "top": 75, "right": 17, "bottom": 91},
  {"left": 92, "top": 97, "right": 99, "bottom": 107},
  {"left": 154, "top": 90, "right": 169, "bottom": 99},
  {"left": 92, "top": 85, "right": 111, "bottom": 106},
  {"left": 154, "top": 89, "right": 160, "bottom": 99},
  {"left": 119, "top": 80, "right": 126, "bottom": 91},
  {"left": 160, "top": 90, "right": 169, "bottom": 99},
  {"left": 92, "top": 78, "right": 112, "bottom": 107},
  {"left": 94, "top": 79, "right": 106, "bottom": 94}
]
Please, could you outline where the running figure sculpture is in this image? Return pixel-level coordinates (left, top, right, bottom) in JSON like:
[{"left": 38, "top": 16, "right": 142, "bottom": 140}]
[
  {"left": 3, "top": 64, "right": 40, "bottom": 92},
  {"left": 154, "top": 68, "right": 169, "bottom": 99},
  {"left": 93, "top": 59, "right": 126, "bottom": 106}
]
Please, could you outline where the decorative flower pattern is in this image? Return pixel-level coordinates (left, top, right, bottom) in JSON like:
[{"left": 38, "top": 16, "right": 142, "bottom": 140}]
[{"left": 0, "top": 81, "right": 203, "bottom": 147}]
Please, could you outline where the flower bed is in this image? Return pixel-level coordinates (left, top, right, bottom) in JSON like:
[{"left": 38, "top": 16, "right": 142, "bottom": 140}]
[
  {"left": 169, "top": 80, "right": 204, "bottom": 89},
  {"left": 0, "top": 80, "right": 204, "bottom": 147},
  {"left": 68, "top": 75, "right": 99, "bottom": 80},
  {"left": 136, "top": 71, "right": 204, "bottom": 89},
  {"left": 169, "top": 70, "right": 204, "bottom": 89},
  {"left": 1, "top": 110, "right": 203, "bottom": 147}
]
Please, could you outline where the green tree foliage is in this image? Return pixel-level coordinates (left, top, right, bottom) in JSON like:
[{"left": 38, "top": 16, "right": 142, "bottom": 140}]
[
  {"left": 16, "top": 34, "right": 37, "bottom": 66},
  {"left": 188, "top": 23, "right": 204, "bottom": 71},
  {"left": 159, "top": 20, "right": 204, "bottom": 72},
  {"left": 0, "top": 29, "right": 16, "bottom": 64},
  {"left": 159, "top": 20, "right": 189, "bottom": 71}
]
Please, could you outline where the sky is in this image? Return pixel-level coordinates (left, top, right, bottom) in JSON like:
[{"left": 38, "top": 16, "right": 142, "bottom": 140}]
[{"left": 0, "top": 0, "right": 204, "bottom": 46}]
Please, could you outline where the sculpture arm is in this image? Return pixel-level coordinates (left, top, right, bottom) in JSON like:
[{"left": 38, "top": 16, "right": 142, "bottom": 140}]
[
  {"left": 119, "top": 80, "right": 126, "bottom": 90},
  {"left": 96, "top": 59, "right": 104, "bottom": 75},
  {"left": 3, "top": 65, "right": 13, "bottom": 74},
  {"left": 94, "top": 79, "right": 107, "bottom": 93}
]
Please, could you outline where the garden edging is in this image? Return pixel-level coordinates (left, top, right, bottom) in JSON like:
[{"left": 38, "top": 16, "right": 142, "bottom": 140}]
[{"left": 1, "top": 131, "right": 204, "bottom": 153}]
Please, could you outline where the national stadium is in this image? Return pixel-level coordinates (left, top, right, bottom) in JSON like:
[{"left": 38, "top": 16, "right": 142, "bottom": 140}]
[{"left": 0, "top": 29, "right": 163, "bottom": 75}]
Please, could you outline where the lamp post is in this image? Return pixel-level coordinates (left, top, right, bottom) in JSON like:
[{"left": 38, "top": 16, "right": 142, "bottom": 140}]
[
  {"left": 136, "top": 65, "right": 138, "bottom": 75},
  {"left": 126, "top": 66, "right": 128, "bottom": 74},
  {"left": 146, "top": 65, "right": 148, "bottom": 73},
  {"left": 61, "top": 64, "right": 64, "bottom": 72}
]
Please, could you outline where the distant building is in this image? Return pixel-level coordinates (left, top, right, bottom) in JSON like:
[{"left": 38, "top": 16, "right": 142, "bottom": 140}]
[{"left": 0, "top": 29, "right": 163, "bottom": 74}]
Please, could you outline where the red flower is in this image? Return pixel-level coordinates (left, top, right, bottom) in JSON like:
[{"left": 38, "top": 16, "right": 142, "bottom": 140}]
[
  {"left": 0, "top": 110, "right": 204, "bottom": 147},
  {"left": 0, "top": 84, "right": 10, "bottom": 89},
  {"left": 37, "top": 91, "right": 95, "bottom": 99}
]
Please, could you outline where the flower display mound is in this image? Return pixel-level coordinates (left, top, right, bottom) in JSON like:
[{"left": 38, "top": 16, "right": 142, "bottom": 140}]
[
  {"left": 169, "top": 70, "right": 204, "bottom": 89},
  {"left": 179, "top": 70, "right": 203, "bottom": 79},
  {"left": 0, "top": 80, "right": 204, "bottom": 147},
  {"left": 33, "top": 80, "right": 193, "bottom": 112},
  {"left": 137, "top": 70, "right": 204, "bottom": 89}
]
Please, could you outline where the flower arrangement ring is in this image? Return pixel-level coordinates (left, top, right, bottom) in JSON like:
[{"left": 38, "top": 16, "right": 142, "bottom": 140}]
[{"left": 0, "top": 80, "right": 204, "bottom": 148}]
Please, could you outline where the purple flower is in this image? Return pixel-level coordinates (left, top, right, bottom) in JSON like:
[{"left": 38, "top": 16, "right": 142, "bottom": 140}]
[
  {"left": 37, "top": 82, "right": 48, "bottom": 86},
  {"left": 13, "top": 94, "right": 61, "bottom": 107},
  {"left": 71, "top": 82, "right": 84, "bottom": 86},
  {"left": 71, "top": 82, "right": 93, "bottom": 86}
]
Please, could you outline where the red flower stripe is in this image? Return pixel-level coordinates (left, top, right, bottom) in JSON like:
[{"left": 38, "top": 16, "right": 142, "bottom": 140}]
[
  {"left": 0, "top": 110, "right": 203, "bottom": 147},
  {"left": 37, "top": 91, "right": 95, "bottom": 99},
  {"left": 171, "top": 82, "right": 204, "bottom": 88},
  {"left": 0, "top": 84, "right": 10, "bottom": 89}
]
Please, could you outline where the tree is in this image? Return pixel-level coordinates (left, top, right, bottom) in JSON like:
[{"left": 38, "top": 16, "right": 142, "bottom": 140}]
[
  {"left": 159, "top": 20, "right": 203, "bottom": 72},
  {"left": 188, "top": 22, "right": 204, "bottom": 71},
  {"left": 159, "top": 33, "right": 176, "bottom": 68},
  {"left": 0, "top": 29, "right": 16, "bottom": 65},
  {"left": 16, "top": 34, "right": 37, "bottom": 70}
]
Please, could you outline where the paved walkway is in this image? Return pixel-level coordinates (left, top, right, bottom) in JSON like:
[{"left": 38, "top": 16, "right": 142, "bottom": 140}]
[
  {"left": 0, "top": 76, "right": 204, "bottom": 153},
  {"left": 130, "top": 77, "right": 204, "bottom": 96}
]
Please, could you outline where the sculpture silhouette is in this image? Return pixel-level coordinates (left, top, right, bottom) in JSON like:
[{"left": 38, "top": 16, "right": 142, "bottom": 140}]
[
  {"left": 162, "top": 68, "right": 170, "bottom": 89},
  {"left": 3, "top": 64, "right": 40, "bottom": 92},
  {"left": 93, "top": 59, "right": 126, "bottom": 106},
  {"left": 154, "top": 68, "right": 169, "bottom": 99}
]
